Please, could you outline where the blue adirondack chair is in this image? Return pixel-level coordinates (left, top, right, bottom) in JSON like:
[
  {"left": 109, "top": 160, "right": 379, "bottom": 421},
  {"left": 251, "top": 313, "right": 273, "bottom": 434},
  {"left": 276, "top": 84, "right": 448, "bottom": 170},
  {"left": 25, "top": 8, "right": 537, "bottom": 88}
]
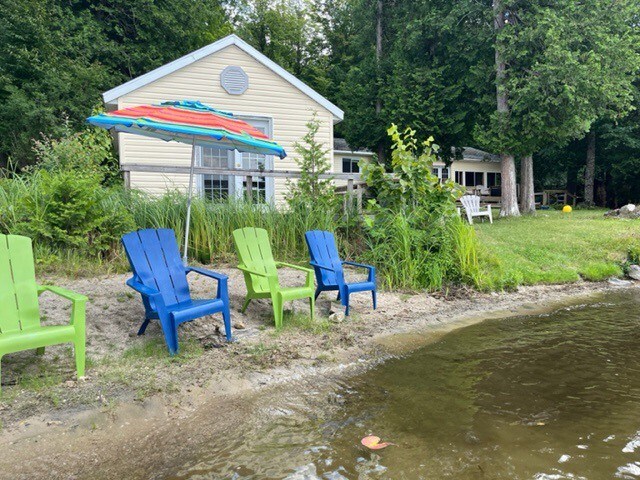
[
  {"left": 122, "top": 228, "right": 232, "bottom": 354},
  {"left": 305, "top": 230, "right": 376, "bottom": 316}
]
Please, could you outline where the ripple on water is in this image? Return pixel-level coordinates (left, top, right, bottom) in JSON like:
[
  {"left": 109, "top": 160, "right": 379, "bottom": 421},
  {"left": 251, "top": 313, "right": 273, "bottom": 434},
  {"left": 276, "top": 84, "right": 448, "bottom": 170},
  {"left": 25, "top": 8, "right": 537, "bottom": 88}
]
[{"left": 169, "top": 290, "right": 640, "bottom": 479}]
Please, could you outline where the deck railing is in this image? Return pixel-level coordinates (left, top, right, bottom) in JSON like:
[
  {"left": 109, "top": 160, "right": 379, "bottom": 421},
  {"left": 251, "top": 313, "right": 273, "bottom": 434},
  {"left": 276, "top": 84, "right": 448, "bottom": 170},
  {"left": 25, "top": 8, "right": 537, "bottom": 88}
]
[{"left": 121, "top": 163, "right": 367, "bottom": 211}]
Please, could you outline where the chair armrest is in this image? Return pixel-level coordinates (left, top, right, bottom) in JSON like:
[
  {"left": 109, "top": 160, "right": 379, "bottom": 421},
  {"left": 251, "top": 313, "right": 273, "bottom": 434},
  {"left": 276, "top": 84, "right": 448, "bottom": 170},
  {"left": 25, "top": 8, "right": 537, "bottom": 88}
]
[
  {"left": 237, "top": 265, "right": 271, "bottom": 278},
  {"left": 38, "top": 285, "right": 87, "bottom": 303},
  {"left": 275, "top": 262, "right": 314, "bottom": 289},
  {"left": 309, "top": 261, "right": 336, "bottom": 272},
  {"left": 276, "top": 262, "right": 313, "bottom": 274},
  {"left": 342, "top": 261, "right": 373, "bottom": 271},
  {"left": 126, "top": 278, "right": 161, "bottom": 298},
  {"left": 186, "top": 266, "right": 228, "bottom": 301},
  {"left": 186, "top": 266, "right": 228, "bottom": 282},
  {"left": 342, "top": 261, "right": 376, "bottom": 283}
]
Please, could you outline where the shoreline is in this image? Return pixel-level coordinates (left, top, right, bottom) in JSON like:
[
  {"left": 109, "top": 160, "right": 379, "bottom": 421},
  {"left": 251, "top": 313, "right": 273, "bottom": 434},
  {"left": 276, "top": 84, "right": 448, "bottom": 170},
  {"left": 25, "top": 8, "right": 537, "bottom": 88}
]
[{"left": 0, "top": 272, "right": 637, "bottom": 478}]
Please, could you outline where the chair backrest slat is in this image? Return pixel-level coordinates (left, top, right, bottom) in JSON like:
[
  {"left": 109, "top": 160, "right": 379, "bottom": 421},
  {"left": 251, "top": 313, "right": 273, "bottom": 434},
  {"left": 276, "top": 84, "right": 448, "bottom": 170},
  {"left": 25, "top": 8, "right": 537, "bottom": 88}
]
[
  {"left": 233, "top": 228, "right": 277, "bottom": 291},
  {"left": 305, "top": 230, "right": 343, "bottom": 286},
  {"left": 122, "top": 229, "right": 190, "bottom": 307},
  {"left": 461, "top": 195, "right": 481, "bottom": 214},
  {"left": 0, "top": 235, "right": 40, "bottom": 333}
]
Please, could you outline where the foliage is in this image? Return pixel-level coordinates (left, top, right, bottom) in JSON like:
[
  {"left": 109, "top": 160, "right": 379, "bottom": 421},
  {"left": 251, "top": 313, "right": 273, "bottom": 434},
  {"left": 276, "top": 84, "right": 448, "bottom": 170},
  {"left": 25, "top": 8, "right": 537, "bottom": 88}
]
[
  {"left": 128, "top": 194, "right": 356, "bottom": 265},
  {"left": 0, "top": 0, "right": 231, "bottom": 166},
  {"left": 476, "top": 0, "right": 640, "bottom": 157},
  {"left": 286, "top": 112, "right": 337, "bottom": 211},
  {"left": 32, "top": 124, "right": 119, "bottom": 184},
  {"left": 0, "top": 170, "right": 134, "bottom": 258},
  {"left": 362, "top": 126, "right": 474, "bottom": 290},
  {"left": 234, "top": 0, "right": 320, "bottom": 80},
  {"left": 364, "top": 125, "right": 464, "bottom": 211},
  {"left": 535, "top": 106, "right": 640, "bottom": 207},
  {"left": 0, "top": 128, "right": 133, "bottom": 259},
  {"left": 629, "top": 243, "right": 640, "bottom": 265}
]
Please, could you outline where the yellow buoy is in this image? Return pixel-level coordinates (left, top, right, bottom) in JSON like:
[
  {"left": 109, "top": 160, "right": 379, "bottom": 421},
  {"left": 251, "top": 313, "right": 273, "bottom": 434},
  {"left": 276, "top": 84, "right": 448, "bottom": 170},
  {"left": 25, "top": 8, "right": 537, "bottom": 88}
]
[{"left": 562, "top": 205, "right": 572, "bottom": 213}]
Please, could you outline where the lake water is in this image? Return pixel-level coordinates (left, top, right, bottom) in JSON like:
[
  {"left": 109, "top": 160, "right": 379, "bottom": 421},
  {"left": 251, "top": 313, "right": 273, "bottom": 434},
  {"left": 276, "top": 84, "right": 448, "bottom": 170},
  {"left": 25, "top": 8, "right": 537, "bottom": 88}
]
[{"left": 168, "top": 290, "right": 640, "bottom": 479}]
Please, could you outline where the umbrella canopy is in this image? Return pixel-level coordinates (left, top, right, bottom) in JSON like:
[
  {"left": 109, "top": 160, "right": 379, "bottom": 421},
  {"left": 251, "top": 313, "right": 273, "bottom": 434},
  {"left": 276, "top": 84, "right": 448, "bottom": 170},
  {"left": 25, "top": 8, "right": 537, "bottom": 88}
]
[
  {"left": 87, "top": 100, "right": 287, "bottom": 158},
  {"left": 87, "top": 100, "right": 287, "bottom": 263}
]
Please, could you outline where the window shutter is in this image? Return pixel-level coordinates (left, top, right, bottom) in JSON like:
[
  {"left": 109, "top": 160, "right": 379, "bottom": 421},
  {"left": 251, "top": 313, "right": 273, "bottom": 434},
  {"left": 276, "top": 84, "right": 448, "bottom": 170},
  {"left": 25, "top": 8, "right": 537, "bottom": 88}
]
[{"left": 220, "top": 66, "right": 249, "bottom": 95}]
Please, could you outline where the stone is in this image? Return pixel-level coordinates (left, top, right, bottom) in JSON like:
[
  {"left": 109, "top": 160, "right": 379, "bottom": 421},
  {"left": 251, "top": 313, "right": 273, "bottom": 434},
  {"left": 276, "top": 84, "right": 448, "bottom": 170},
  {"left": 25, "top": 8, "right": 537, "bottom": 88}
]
[
  {"left": 608, "top": 277, "right": 632, "bottom": 287},
  {"left": 604, "top": 204, "right": 640, "bottom": 219},
  {"left": 620, "top": 204, "right": 636, "bottom": 214},
  {"left": 329, "top": 302, "right": 343, "bottom": 315},
  {"left": 628, "top": 265, "right": 640, "bottom": 281},
  {"left": 618, "top": 204, "right": 640, "bottom": 219},
  {"left": 233, "top": 320, "right": 246, "bottom": 330},
  {"left": 328, "top": 312, "right": 345, "bottom": 323}
]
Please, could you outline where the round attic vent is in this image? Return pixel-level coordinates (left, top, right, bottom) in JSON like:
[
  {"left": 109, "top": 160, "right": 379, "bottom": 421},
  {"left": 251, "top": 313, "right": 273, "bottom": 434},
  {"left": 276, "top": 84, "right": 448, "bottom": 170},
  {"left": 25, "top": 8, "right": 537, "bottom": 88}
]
[{"left": 220, "top": 66, "right": 249, "bottom": 95}]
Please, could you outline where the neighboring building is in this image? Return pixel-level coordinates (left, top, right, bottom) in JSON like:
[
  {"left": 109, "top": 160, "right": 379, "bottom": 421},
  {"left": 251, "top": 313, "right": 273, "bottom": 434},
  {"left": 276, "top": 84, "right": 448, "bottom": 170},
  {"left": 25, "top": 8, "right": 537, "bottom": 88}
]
[
  {"left": 102, "top": 34, "right": 343, "bottom": 204},
  {"left": 332, "top": 138, "right": 375, "bottom": 186},
  {"left": 433, "top": 148, "right": 502, "bottom": 194},
  {"left": 330, "top": 141, "right": 502, "bottom": 193}
]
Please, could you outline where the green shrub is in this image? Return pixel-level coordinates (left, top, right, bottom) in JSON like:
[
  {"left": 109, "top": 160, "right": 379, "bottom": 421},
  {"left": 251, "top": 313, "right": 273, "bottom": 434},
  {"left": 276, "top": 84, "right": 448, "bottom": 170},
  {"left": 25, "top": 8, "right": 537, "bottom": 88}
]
[
  {"left": 286, "top": 112, "right": 338, "bottom": 212},
  {"left": 0, "top": 127, "right": 132, "bottom": 259},
  {"left": 32, "top": 124, "right": 119, "bottom": 184},
  {"left": 361, "top": 125, "right": 474, "bottom": 290},
  {"left": 3, "top": 170, "right": 133, "bottom": 257}
]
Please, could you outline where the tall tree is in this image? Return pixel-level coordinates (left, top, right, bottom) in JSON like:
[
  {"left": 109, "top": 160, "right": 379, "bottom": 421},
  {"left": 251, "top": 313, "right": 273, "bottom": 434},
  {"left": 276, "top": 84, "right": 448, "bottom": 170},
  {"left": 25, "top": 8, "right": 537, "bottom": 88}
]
[
  {"left": 520, "top": 155, "right": 535, "bottom": 213},
  {"left": 476, "top": 0, "right": 640, "bottom": 215},
  {"left": 0, "top": 0, "right": 231, "bottom": 166},
  {"left": 492, "top": 0, "right": 519, "bottom": 216},
  {"left": 235, "top": 0, "right": 322, "bottom": 83},
  {"left": 584, "top": 130, "right": 597, "bottom": 206}
]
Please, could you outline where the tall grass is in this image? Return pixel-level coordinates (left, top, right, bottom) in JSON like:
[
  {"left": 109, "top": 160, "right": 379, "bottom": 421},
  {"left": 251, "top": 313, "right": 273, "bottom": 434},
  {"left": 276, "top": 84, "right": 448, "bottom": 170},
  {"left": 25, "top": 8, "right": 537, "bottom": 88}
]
[
  {"left": 0, "top": 173, "right": 482, "bottom": 290},
  {"left": 126, "top": 193, "right": 361, "bottom": 264}
]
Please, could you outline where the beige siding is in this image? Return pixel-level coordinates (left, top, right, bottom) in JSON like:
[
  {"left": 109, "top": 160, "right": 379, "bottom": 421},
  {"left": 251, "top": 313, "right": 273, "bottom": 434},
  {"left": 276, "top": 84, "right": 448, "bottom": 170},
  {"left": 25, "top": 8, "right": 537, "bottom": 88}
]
[
  {"left": 117, "top": 45, "right": 335, "bottom": 203},
  {"left": 434, "top": 160, "right": 501, "bottom": 189},
  {"left": 332, "top": 152, "right": 373, "bottom": 186}
]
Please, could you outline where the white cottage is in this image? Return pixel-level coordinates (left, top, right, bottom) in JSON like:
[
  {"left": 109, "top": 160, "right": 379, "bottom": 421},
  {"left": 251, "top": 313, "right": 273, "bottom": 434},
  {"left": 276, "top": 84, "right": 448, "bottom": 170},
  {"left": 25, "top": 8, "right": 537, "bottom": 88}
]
[
  {"left": 103, "top": 34, "right": 343, "bottom": 204},
  {"left": 434, "top": 147, "right": 502, "bottom": 195}
]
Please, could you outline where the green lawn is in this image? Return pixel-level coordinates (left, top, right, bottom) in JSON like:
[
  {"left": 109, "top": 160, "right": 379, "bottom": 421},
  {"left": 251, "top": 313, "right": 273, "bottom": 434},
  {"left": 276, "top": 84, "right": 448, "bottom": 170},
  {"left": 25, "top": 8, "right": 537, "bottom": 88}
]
[{"left": 474, "top": 210, "right": 640, "bottom": 287}]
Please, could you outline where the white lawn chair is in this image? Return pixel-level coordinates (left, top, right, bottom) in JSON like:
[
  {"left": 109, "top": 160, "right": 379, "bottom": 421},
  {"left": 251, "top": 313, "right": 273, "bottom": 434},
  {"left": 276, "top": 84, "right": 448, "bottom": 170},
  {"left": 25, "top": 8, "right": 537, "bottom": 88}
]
[{"left": 459, "top": 195, "right": 493, "bottom": 224}]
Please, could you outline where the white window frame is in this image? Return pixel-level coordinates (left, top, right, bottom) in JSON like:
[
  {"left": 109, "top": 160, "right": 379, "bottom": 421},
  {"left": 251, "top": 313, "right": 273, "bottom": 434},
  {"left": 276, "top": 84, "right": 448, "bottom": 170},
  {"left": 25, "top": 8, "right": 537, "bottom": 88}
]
[
  {"left": 432, "top": 165, "right": 450, "bottom": 183},
  {"left": 198, "top": 115, "right": 275, "bottom": 204},
  {"left": 342, "top": 157, "right": 360, "bottom": 173}
]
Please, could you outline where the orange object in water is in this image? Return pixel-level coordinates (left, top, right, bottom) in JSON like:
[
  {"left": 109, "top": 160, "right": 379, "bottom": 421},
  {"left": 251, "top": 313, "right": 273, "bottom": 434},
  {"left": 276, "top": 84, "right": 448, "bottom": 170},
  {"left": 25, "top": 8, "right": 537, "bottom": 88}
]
[{"left": 361, "top": 435, "right": 396, "bottom": 450}]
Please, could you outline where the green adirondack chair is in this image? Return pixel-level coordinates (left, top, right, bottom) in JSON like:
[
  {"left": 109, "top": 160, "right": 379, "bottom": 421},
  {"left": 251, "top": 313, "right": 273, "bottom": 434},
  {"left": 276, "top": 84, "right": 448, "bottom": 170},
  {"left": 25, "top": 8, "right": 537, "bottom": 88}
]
[
  {"left": 233, "top": 227, "right": 314, "bottom": 328},
  {"left": 0, "top": 235, "right": 86, "bottom": 390}
]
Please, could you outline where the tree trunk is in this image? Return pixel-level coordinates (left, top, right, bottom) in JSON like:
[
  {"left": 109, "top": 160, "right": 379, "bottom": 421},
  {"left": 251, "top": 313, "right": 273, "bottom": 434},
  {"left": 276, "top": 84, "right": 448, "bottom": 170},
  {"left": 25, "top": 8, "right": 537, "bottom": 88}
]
[
  {"left": 520, "top": 154, "right": 536, "bottom": 214},
  {"left": 375, "top": 0, "right": 384, "bottom": 163},
  {"left": 584, "top": 129, "right": 596, "bottom": 206},
  {"left": 493, "top": 0, "right": 519, "bottom": 217},
  {"left": 500, "top": 154, "right": 520, "bottom": 216}
]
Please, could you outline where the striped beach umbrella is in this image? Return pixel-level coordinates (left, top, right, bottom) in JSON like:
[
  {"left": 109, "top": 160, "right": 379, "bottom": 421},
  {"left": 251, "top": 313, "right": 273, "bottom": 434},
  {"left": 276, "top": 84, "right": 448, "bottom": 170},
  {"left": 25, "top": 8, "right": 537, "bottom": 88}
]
[{"left": 87, "top": 100, "right": 287, "bottom": 262}]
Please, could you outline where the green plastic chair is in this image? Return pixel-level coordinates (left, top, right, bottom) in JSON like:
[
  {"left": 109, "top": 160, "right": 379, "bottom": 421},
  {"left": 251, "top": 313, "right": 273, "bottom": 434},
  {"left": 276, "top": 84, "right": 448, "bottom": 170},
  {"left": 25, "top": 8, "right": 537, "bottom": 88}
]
[
  {"left": 233, "top": 227, "right": 314, "bottom": 328},
  {"left": 0, "top": 235, "right": 86, "bottom": 391}
]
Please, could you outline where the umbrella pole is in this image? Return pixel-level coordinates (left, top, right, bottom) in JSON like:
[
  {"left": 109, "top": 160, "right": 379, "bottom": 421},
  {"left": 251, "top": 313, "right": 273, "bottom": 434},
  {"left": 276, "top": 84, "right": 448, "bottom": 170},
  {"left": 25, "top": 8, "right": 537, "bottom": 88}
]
[{"left": 183, "top": 138, "right": 197, "bottom": 264}]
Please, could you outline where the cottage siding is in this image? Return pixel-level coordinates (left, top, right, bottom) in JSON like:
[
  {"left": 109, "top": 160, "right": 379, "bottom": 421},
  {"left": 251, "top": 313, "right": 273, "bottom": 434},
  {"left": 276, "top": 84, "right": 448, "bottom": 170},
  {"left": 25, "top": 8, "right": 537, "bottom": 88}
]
[
  {"left": 433, "top": 159, "right": 501, "bottom": 186},
  {"left": 449, "top": 160, "right": 501, "bottom": 176},
  {"left": 332, "top": 152, "right": 374, "bottom": 187},
  {"left": 117, "top": 45, "right": 334, "bottom": 202}
]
